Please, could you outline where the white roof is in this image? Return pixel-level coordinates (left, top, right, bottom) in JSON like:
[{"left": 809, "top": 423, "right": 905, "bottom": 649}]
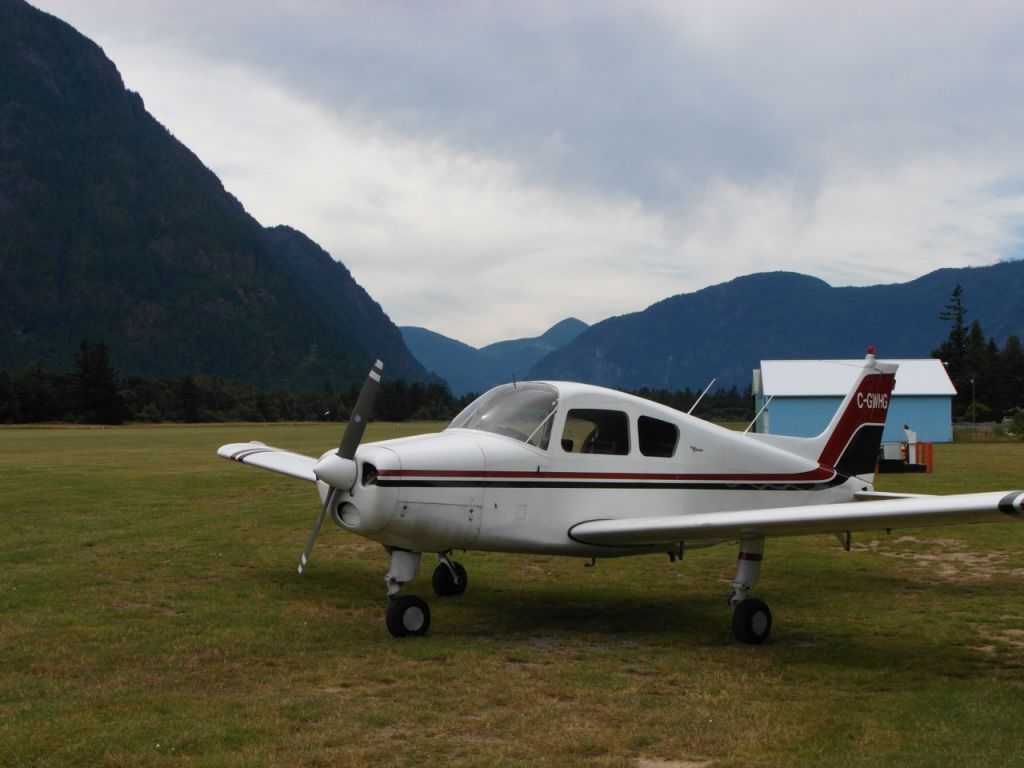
[{"left": 759, "top": 359, "right": 956, "bottom": 397}]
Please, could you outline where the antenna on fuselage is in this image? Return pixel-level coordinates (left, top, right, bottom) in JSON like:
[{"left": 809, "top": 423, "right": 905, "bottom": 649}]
[
  {"left": 687, "top": 378, "right": 717, "bottom": 415},
  {"left": 744, "top": 396, "right": 773, "bottom": 434}
]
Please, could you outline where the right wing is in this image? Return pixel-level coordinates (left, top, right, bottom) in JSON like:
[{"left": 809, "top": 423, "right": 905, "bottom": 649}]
[
  {"left": 217, "top": 442, "right": 318, "bottom": 483},
  {"left": 568, "top": 490, "right": 1024, "bottom": 547}
]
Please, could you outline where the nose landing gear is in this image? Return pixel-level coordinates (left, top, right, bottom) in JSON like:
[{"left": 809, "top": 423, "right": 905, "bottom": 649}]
[
  {"left": 383, "top": 549, "right": 470, "bottom": 637},
  {"left": 383, "top": 548, "right": 430, "bottom": 638}
]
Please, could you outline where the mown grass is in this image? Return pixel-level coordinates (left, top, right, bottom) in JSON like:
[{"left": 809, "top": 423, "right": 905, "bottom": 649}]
[{"left": 2, "top": 423, "right": 1023, "bottom": 767}]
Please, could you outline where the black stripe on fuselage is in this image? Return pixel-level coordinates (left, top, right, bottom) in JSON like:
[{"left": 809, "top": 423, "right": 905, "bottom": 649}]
[{"left": 374, "top": 476, "right": 849, "bottom": 491}]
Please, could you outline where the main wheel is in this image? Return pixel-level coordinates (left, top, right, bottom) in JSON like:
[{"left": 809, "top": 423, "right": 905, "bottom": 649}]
[
  {"left": 432, "top": 561, "right": 468, "bottom": 597},
  {"left": 386, "top": 595, "right": 431, "bottom": 637},
  {"left": 732, "top": 598, "right": 772, "bottom": 644}
]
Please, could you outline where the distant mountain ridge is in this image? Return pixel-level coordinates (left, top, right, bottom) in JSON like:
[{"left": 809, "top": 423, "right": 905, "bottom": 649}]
[
  {"left": 401, "top": 318, "right": 588, "bottom": 395},
  {"left": 528, "top": 263, "right": 1024, "bottom": 390},
  {"left": 0, "top": 0, "right": 433, "bottom": 389}
]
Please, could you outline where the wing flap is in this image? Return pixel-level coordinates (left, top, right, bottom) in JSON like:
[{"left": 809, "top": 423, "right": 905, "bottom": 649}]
[
  {"left": 568, "top": 491, "right": 1024, "bottom": 547},
  {"left": 217, "top": 442, "right": 318, "bottom": 483},
  {"left": 854, "top": 490, "right": 930, "bottom": 501}
]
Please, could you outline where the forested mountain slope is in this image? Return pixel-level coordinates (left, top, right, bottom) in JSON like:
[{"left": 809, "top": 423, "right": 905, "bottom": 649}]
[
  {"left": 0, "top": 0, "right": 433, "bottom": 389},
  {"left": 529, "top": 264, "right": 1024, "bottom": 390}
]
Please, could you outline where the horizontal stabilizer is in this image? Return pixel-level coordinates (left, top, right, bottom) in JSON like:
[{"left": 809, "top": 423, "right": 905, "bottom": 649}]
[
  {"left": 568, "top": 491, "right": 1024, "bottom": 547},
  {"left": 217, "top": 442, "right": 318, "bottom": 482}
]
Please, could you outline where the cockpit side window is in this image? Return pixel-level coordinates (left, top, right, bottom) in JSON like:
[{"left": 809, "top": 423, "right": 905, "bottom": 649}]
[
  {"left": 560, "top": 409, "right": 629, "bottom": 455},
  {"left": 638, "top": 415, "right": 679, "bottom": 458}
]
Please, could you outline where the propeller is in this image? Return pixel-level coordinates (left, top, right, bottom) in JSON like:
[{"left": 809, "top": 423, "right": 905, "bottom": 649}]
[{"left": 298, "top": 359, "right": 383, "bottom": 574}]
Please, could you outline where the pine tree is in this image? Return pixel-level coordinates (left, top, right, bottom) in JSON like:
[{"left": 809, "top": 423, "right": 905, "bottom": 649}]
[
  {"left": 74, "top": 340, "right": 126, "bottom": 424},
  {"left": 999, "top": 335, "right": 1024, "bottom": 416},
  {"left": 176, "top": 376, "right": 200, "bottom": 422},
  {"left": 933, "top": 283, "right": 968, "bottom": 379},
  {"left": 0, "top": 372, "right": 23, "bottom": 423}
]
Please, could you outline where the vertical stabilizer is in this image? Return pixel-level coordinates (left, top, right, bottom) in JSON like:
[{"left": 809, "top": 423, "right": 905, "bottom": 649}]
[{"left": 811, "top": 348, "right": 897, "bottom": 477}]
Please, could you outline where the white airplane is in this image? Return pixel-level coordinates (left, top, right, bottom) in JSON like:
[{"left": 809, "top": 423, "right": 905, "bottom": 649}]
[{"left": 218, "top": 350, "right": 1023, "bottom": 643}]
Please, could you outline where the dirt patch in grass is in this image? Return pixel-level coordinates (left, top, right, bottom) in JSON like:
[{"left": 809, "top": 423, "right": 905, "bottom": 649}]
[
  {"left": 966, "top": 622, "right": 1024, "bottom": 683},
  {"left": 853, "top": 535, "right": 1024, "bottom": 583},
  {"left": 969, "top": 625, "right": 1024, "bottom": 654}
]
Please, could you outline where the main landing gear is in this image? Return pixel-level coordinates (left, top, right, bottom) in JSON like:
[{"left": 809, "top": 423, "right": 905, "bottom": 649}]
[
  {"left": 729, "top": 537, "right": 772, "bottom": 645},
  {"left": 382, "top": 542, "right": 773, "bottom": 643},
  {"left": 432, "top": 554, "right": 468, "bottom": 597},
  {"left": 383, "top": 549, "right": 468, "bottom": 637}
]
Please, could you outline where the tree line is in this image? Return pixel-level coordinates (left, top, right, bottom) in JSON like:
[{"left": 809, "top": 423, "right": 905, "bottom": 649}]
[
  {"left": 0, "top": 340, "right": 470, "bottom": 424},
  {"left": 932, "top": 284, "right": 1024, "bottom": 421},
  {"left": 6, "top": 293, "right": 1021, "bottom": 427},
  {"left": 1, "top": 340, "right": 756, "bottom": 425}
]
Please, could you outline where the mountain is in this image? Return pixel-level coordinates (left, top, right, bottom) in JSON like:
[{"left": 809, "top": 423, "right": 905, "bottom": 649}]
[
  {"left": 0, "top": 0, "right": 433, "bottom": 389},
  {"left": 529, "top": 263, "right": 1024, "bottom": 390},
  {"left": 402, "top": 318, "right": 588, "bottom": 395},
  {"left": 477, "top": 317, "right": 589, "bottom": 379}
]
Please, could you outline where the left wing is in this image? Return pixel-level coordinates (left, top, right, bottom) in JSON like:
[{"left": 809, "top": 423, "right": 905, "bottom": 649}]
[
  {"left": 217, "top": 442, "right": 318, "bottom": 483},
  {"left": 568, "top": 491, "right": 1024, "bottom": 547}
]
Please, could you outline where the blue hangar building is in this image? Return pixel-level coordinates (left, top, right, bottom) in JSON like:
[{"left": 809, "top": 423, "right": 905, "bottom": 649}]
[{"left": 753, "top": 358, "right": 956, "bottom": 443}]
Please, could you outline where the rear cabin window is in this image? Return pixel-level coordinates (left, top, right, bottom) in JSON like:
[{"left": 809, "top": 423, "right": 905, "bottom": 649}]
[
  {"left": 560, "top": 409, "right": 630, "bottom": 455},
  {"left": 638, "top": 415, "right": 679, "bottom": 458}
]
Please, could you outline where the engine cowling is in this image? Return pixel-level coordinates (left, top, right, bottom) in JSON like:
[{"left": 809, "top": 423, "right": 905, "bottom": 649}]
[{"left": 328, "top": 445, "right": 401, "bottom": 537}]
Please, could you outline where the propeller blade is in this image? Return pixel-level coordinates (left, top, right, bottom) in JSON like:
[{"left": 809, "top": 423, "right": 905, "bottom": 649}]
[
  {"left": 338, "top": 359, "right": 382, "bottom": 459},
  {"left": 299, "top": 359, "right": 383, "bottom": 574},
  {"left": 298, "top": 488, "right": 335, "bottom": 574}
]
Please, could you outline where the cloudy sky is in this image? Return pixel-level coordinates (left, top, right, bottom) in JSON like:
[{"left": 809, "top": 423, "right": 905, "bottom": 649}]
[{"left": 33, "top": 0, "right": 1024, "bottom": 346}]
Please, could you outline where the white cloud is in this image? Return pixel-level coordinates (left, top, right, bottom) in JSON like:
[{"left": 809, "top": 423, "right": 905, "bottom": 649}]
[
  {"left": 108, "top": 43, "right": 672, "bottom": 344},
  {"left": 672, "top": 155, "right": 1024, "bottom": 289}
]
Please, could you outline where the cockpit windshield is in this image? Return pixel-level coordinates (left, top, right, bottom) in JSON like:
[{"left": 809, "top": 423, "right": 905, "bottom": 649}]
[{"left": 447, "top": 383, "right": 559, "bottom": 450}]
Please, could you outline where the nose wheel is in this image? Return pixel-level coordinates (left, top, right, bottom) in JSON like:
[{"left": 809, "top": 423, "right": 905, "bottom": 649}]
[
  {"left": 386, "top": 595, "right": 431, "bottom": 637},
  {"left": 383, "top": 548, "right": 430, "bottom": 637}
]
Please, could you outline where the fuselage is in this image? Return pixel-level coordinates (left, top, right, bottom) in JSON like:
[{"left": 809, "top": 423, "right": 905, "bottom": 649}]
[{"left": 324, "top": 381, "right": 869, "bottom": 557}]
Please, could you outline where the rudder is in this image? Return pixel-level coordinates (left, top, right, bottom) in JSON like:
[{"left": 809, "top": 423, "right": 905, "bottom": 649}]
[{"left": 815, "top": 349, "right": 897, "bottom": 477}]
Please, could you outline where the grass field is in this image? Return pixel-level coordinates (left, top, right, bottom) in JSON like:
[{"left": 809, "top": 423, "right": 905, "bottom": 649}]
[{"left": 2, "top": 423, "right": 1023, "bottom": 767}]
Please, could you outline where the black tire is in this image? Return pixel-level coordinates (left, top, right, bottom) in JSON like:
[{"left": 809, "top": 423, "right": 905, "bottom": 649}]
[
  {"left": 732, "top": 598, "right": 772, "bottom": 644},
  {"left": 386, "top": 595, "right": 431, "bottom": 637},
  {"left": 432, "top": 561, "right": 468, "bottom": 597}
]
